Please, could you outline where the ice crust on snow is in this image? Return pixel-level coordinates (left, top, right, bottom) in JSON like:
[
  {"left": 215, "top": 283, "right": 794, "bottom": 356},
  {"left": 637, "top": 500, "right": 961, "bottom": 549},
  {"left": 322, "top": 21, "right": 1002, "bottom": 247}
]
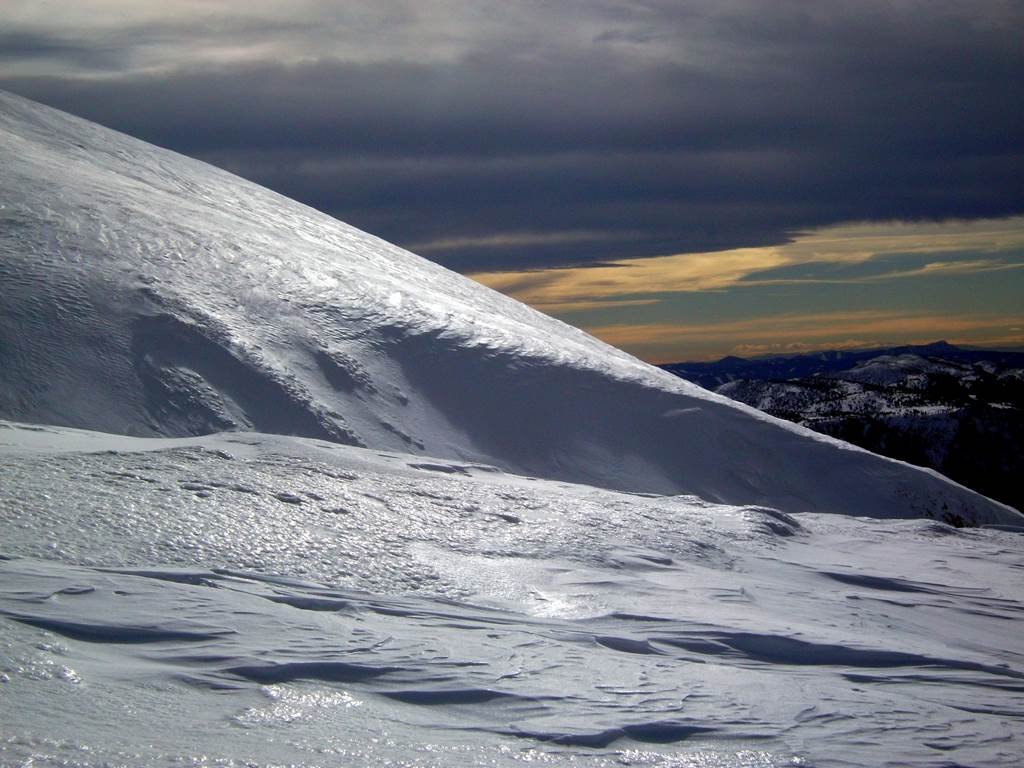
[{"left": 0, "top": 89, "right": 1018, "bottom": 525}]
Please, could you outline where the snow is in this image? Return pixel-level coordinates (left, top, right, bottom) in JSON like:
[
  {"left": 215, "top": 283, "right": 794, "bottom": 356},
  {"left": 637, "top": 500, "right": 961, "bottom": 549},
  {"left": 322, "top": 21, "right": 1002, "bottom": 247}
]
[
  {"left": 1, "top": 91, "right": 1023, "bottom": 767},
  {"left": 2, "top": 422, "right": 1024, "bottom": 767},
  {"left": 833, "top": 355, "right": 967, "bottom": 387}
]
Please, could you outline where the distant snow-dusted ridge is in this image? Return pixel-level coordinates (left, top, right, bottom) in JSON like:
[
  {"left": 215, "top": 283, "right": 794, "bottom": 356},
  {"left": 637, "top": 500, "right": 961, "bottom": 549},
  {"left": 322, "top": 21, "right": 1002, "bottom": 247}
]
[{"left": 0, "top": 90, "right": 1018, "bottom": 524}]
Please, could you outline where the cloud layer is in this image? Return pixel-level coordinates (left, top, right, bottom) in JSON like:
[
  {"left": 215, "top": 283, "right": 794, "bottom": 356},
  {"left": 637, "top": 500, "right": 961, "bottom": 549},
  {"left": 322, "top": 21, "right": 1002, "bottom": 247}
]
[
  {"left": 472, "top": 217, "right": 1024, "bottom": 360},
  {"left": 2, "top": 1, "right": 1022, "bottom": 270}
]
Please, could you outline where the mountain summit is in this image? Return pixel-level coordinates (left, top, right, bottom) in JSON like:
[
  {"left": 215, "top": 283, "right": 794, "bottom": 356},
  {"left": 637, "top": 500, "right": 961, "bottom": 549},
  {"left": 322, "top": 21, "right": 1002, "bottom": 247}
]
[{"left": 0, "top": 90, "right": 1017, "bottom": 525}]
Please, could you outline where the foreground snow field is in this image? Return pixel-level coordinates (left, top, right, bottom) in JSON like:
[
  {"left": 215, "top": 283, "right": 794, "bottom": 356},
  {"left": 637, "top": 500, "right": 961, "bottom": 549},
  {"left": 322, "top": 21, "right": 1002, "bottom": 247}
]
[
  {"left": 1, "top": 91, "right": 1023, "bottom": 766},
  {"left": 2, "top": 421, "right": 1023, "bottom": 767}
]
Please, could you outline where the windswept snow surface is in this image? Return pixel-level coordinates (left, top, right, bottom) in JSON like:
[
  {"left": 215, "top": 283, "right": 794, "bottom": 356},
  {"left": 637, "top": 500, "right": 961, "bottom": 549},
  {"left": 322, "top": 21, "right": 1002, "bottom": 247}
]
[
  {"left": 0, "top": 89, "right": 1018, "bottom": 525},
  {"left": 1, "top": 422, "right": 1023, "bottom": 767}
]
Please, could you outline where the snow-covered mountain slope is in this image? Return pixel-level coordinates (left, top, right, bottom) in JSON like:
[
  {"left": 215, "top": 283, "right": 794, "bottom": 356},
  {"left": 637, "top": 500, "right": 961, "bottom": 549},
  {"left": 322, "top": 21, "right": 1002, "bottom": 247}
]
[
  {"left": 2, "top": 421, "right": 1023, "bottom": 768},
  {"left": 0, "top": 90, "right": 1019, "bottom": 525}
]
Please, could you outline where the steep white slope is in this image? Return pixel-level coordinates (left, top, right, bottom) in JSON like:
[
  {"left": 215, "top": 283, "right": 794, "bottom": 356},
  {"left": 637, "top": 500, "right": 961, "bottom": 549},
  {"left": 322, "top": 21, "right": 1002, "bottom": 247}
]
[
  {"left": 0, "top": 90, "right": 1018, "bottom": 525},
  {"left": 1, "top": 422, "right": 1023, "bottom": 768}
]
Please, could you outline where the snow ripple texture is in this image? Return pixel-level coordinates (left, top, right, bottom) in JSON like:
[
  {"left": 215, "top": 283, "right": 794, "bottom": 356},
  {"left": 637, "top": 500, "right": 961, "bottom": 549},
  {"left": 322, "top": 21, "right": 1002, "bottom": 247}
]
[
  {"left": 0, "top": 90, "right": 1018, "bottom": 525},
  {"left": 1, "top": 423, "right": 1023, "bottom": 767}
]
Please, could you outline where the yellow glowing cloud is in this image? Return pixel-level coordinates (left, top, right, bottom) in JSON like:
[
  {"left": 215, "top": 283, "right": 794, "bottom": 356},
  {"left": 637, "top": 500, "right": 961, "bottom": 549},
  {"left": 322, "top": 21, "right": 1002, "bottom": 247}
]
[
  {"left": 470, "top": 216, "right": 1024, "bottom": 310},
  {"left": 474, "top": 246, "right": 788, "bottom": 307}
]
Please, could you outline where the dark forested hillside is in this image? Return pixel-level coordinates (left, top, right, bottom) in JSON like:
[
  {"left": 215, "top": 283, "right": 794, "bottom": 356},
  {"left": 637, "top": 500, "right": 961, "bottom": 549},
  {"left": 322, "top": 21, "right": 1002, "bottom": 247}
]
[{"left": 662, "top": 343, "right": 1024, "bottom": 515}]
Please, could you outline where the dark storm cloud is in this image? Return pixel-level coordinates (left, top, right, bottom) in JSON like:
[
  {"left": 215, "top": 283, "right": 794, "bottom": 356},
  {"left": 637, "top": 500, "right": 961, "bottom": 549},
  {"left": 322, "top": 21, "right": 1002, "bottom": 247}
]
[
  {"left": 1, "top": 1, "right": 1021, "bottom": 270},
  {"left": 0, "top": 31, "right": 125, "bottom": 70}
]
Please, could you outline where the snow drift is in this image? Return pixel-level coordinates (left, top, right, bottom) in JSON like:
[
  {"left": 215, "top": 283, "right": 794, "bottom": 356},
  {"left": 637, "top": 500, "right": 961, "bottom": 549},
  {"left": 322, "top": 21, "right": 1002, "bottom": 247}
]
[{"left": 0, "top": 90, "right": 1018, "bottom": 525}]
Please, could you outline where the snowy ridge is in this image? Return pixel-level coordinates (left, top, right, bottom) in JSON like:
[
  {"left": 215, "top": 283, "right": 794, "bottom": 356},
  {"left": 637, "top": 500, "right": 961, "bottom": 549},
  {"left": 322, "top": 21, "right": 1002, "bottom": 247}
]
[{"left": 0, "top": 90, "right": 1018, "bottom": 524}]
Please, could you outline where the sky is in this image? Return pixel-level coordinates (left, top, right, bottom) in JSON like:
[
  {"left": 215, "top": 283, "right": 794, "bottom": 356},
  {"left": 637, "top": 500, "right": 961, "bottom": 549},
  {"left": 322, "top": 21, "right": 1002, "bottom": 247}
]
[{"left": 1, "top": 1, "right": 1022, "bottom": 361}]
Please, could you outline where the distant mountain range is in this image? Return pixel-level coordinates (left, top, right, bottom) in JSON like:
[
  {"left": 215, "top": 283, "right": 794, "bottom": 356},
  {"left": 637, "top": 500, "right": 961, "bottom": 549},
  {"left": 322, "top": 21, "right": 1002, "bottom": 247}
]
[{"left": 662, "top": 342, "right": 1024, "bottom": 514}]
